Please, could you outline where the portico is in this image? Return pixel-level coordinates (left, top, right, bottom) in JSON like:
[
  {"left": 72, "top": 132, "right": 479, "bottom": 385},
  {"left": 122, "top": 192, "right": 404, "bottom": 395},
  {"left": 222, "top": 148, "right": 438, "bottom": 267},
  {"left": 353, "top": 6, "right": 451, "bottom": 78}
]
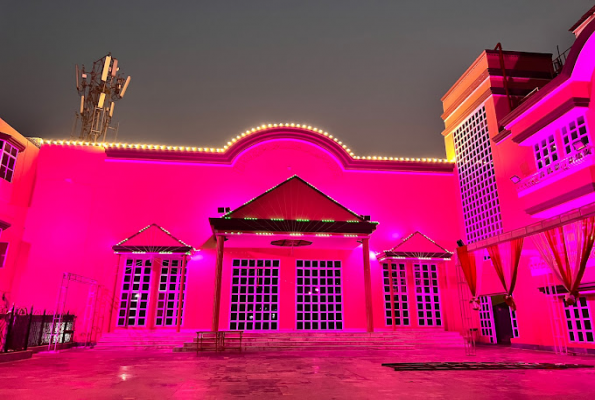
[{"left": 208, "top": 175, "right": 378, "bottom": 332}]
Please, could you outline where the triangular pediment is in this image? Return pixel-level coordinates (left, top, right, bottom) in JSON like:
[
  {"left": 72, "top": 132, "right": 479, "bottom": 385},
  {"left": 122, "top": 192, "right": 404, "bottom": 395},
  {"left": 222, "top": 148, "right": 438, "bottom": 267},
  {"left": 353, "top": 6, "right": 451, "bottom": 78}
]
[
  {"left": 113, "top": 224, "right": 193, "bottom": 253},
  {"left": 225, "top": 176, "right": 364, "bottom": 222},
  {"left": 383, "top": 232, "right": 452, "bottom": 259}
]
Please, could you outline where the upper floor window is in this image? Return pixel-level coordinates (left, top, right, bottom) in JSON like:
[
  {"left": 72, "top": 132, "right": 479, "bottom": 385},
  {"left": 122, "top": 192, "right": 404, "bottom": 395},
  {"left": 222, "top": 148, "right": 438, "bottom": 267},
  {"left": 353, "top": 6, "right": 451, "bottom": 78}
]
[
  {"left": 0, "top": 242, "right": 7, "bottom": 269},
  {"left": 534, "top": 134, "right": 559, "bottom": 170},
  {"left": 562, "top": 115, "right": 589, "bottom": 155},
  {"left": 0, "top": 140, "right": 18, "bottom": 183}
]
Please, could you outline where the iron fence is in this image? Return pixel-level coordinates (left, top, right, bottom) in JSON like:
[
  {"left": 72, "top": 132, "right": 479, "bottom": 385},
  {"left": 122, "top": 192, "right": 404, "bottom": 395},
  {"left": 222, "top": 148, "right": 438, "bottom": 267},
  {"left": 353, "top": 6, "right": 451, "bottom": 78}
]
[{"left": 0, "top": 306, "right": 76, "bottom": 353}]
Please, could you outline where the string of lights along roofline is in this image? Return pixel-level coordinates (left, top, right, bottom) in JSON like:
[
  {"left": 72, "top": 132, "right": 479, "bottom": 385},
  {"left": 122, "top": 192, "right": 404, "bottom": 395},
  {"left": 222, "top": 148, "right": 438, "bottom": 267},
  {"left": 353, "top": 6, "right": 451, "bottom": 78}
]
[{"left": 40, "top": 123, "right": 454, "bottom": 163}]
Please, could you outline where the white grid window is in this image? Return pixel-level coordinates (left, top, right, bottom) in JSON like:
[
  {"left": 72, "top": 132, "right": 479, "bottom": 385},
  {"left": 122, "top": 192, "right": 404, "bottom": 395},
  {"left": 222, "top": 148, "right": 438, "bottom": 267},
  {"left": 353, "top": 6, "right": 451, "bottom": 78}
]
[
  {"left": 414, "top": 263, "right": 442, "bottom": 326},
  {"left": 0, "top": 242, "right": 7, "bottom": 269},
  {"left": 296, "top": 260, "right": 343, "bottom": 330},
  {"left": 453, "top": 105, "right": 503, "bottom": 243},
  {"left": 382, "top": 263, "right": 410, "bottom": 327},
  {"left": 534, "top": 134, "right": 559, "bottom": 169},
  {"left": 230, "top": 259, "right": 279, "bottom": 331},
  {"left": 0, "top": 140, "right": 18, "bottom": 183},
  {"left": 155, "top": 258, "right": 186, "bottom": 327},
  {"left": 117, "top": 258, "right": 152, "bottom": 326},
  {"left": 479, "top": 295, "right": 497, "bottom": 343},
  {"left": 564, "top": 297, "right": 594, "bottom": 343},
  {"left": 562, "top": 115, "right": 589, "bottom": 155},
  {"left": 510, "top": 309, "right": 519, "bottom": 338}
]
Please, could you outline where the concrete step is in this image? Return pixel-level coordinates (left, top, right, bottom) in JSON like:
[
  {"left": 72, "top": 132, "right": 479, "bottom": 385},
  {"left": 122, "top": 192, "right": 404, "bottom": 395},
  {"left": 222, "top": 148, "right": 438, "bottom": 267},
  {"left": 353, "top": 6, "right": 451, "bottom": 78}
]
[
  {"left": 95, "top": 329, "right": 465, "bottom": 351},
  {"left": 175, "top": 343, "right": 419, "bottom": 352}
]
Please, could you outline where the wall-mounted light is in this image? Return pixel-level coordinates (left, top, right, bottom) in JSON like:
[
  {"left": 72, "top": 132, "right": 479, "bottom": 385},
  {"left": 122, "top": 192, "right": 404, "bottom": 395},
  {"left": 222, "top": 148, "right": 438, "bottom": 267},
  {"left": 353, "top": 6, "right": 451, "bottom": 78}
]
[
  {"left": 510, "top": 175, "right": 521, "bottom": 184},
  {"left": 573, "top": 140, "right": 587, "bottom": 151}
]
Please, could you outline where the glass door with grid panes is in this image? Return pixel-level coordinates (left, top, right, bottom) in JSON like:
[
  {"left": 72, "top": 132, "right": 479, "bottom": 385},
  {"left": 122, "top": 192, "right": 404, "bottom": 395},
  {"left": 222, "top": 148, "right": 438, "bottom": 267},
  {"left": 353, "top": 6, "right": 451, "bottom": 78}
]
[
  {"left": 117, "top": 257, "right": 152, "bottom": 327},
  {"left": 414, "top": 263, "right": 442, "bottom": 326},
  {"left": 229, "top": 259, "right": 280, "bottom": 331},
  {"left": 296, "top": 260, "right": 343, "bottom": 330},
  {"left": 382, "top": 263, "right": 410, "bottom": 327},
  {"left": 155, "top": 258, "right": 186, "bottom": 327}
]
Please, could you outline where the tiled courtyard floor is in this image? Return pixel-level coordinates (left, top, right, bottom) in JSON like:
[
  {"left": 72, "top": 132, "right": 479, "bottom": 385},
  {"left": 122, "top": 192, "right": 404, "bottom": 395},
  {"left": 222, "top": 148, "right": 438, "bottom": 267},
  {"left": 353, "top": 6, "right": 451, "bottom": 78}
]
[{"left": 2, "top": 346, "right": 595, "bottom": 399}]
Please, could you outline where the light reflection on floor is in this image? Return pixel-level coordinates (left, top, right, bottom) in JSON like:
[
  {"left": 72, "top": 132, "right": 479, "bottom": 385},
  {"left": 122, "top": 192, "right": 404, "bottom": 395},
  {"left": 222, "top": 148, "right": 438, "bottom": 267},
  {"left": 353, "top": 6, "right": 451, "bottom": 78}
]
[{"left": 2, "top": 346, "right": 595, "bottom": 399}]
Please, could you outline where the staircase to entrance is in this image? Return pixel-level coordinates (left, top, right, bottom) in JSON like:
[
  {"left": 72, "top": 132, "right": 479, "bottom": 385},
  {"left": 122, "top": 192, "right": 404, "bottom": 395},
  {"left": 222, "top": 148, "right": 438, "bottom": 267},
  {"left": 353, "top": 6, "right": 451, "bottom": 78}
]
[{"left": 94, "top": 329, "right": 464, "bottom": 352}]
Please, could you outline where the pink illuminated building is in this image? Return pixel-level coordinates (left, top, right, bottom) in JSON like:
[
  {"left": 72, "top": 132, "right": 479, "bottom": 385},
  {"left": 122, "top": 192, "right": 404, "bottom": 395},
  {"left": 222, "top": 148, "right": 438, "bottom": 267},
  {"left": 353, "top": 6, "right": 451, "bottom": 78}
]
[{"left": 1, "top": 7, "right": 595, "bottom": 353}]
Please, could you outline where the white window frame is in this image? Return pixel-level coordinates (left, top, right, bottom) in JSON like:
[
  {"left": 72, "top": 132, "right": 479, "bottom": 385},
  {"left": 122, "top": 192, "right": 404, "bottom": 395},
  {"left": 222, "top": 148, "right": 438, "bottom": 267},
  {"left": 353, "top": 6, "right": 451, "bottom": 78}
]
[
  {"left": 533, "top": 134, "right": 560, "bottom": 170},
  {"left": 509, "top": 308, "right": 519, "bottom": 338},
  {"left": 414, "top": 263, "right": 442, "bottom": 327},
  {"left": 0, "top": 140, "right": 18, "bottom": 183},
  {"left": 117, "top": 257, "right": 153, "bottom": 327},
  {"left": 561, "top": 114, "right": 589, "bottom": 156},
  {"left": 479, "top": 295, "right": 497, "bottom": 343},
  {"left": 564, "top": 296, "right": 594, "bottom": 343},
  {"left": 296, "top": 260, "right": 343, "bottom": 330},
  {"left": 155, "top": 257, "right": 186, "bottom": 327},
  {"left": 382, "top": 262, "right": 410, "bottom": 327},
  {"left": 0, "top": 242, "right": 8, "bottom": 269},
  {"left": 229, "top": 259, "right": 280, "bottom": 331}
]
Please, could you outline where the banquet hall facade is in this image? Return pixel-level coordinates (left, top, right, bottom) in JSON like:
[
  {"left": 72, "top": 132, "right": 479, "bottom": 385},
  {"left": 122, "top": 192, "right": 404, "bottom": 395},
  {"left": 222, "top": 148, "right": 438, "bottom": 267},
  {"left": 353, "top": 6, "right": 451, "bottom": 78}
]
[{"left": 1, "top": 7, "right": 595, "bottom": 353}]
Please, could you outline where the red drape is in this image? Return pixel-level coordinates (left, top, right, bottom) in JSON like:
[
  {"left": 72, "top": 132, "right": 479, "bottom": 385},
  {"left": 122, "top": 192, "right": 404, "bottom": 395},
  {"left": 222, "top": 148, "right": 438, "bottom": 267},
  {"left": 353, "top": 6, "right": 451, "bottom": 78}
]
[
  {"left": 456, "top": 245, "right": 477, "bottom": 302},
  {"left": 487, "top": 238, "right": 524, "bottom": 311},
  {"left": 542, "top": 217, "right": 595, "bottom": 305}
]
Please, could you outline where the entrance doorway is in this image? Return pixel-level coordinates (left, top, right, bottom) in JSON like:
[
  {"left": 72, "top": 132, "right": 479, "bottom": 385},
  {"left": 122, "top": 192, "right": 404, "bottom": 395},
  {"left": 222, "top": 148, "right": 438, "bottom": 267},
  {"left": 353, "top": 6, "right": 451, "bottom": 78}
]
[{"left": 491, "top": 295, "right": 514, "bottom": 345}]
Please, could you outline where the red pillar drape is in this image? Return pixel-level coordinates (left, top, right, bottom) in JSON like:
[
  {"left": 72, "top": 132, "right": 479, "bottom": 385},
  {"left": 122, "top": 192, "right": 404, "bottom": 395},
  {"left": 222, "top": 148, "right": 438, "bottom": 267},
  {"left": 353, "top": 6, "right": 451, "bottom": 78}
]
[
  {"left": 456, "top": 245, "right": 478, "bottom": 308},
  {"left": 487, "top": 237, "right": 524, "bottom": 311},
  {"left": 539, "top": 217, "right": 595, "bottom": 305}
]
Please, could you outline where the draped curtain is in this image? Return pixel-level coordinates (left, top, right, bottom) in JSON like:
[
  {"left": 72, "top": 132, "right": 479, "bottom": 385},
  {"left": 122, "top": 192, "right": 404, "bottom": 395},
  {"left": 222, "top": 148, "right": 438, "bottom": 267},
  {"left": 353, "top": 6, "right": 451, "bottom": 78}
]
[
  {"left": 532, "top": 216, "right": 595, "bottom": 305},
  {"left": 486, "top": 238, "right": 524, "bottom": 311},
  {"left": 456, "top": 245, "right": 480, "bottom": 309}
]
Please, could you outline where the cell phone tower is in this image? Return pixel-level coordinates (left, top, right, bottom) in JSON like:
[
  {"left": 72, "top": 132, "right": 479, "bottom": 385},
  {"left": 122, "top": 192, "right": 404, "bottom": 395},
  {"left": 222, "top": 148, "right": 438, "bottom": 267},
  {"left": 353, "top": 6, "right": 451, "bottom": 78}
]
[{"left": 72, "top": 53, "right": 131, "bottom": 143}]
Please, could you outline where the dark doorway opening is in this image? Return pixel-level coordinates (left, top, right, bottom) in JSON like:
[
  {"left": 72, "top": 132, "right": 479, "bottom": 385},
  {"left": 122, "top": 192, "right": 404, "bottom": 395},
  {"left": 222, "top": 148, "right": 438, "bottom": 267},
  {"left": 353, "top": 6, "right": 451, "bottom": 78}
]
[{"left": 491, "top": 295, "right": 513, "bottom": 345}]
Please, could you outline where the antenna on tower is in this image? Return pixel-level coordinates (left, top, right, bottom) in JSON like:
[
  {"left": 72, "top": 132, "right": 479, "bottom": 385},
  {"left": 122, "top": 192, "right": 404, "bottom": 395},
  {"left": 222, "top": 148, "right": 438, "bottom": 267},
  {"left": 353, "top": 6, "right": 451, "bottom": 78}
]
[{"left": 71, "top": 53, "right": 131, "bottom": 143}]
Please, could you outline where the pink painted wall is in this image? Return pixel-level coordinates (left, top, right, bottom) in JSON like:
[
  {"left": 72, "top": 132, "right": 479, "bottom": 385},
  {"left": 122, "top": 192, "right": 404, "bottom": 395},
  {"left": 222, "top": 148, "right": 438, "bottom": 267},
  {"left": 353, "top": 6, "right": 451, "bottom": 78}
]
[{"left": 7, "top": 133, "right": 462, "bottom": 334}]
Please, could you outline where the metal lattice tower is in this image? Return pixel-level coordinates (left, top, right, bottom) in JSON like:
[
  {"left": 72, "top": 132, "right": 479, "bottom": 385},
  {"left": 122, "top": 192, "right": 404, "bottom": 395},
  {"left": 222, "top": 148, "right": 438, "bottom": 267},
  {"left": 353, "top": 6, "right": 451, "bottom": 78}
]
[{"left": 72, "top": 53, "right": 131, "bottom": 143}]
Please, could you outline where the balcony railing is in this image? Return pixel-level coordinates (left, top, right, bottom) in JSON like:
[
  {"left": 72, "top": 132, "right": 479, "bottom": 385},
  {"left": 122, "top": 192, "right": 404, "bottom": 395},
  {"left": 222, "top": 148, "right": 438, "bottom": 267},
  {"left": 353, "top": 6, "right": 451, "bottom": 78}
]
[{"left": 516, "top": 145, "right": 594, "bottom": 192}]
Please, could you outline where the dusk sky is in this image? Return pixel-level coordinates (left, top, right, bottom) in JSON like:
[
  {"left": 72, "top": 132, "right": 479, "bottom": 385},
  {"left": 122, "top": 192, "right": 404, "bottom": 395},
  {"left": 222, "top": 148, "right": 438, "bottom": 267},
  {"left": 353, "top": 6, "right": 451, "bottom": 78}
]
[{"left": 1, "top": 1, "right": 592, "bottom": 158}]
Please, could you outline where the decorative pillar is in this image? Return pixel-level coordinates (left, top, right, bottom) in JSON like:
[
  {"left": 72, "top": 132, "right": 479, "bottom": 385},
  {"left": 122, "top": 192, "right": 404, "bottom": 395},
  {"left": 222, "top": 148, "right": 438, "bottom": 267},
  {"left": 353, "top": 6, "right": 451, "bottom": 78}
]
[
  {"left": 107, "top": 254, "right": 121, "bottom": 333},
  {"left": 362, "top": 238, "right": 374, "bottom": 332},
  {"left": 147, "top": 257, "right": 162, "bottom": 330},
  {"left": 211, "top": 235, "right": 225, "bottom": 332},
  {"left": 176, "top": 255, "right": 187, "bottom": 333}
]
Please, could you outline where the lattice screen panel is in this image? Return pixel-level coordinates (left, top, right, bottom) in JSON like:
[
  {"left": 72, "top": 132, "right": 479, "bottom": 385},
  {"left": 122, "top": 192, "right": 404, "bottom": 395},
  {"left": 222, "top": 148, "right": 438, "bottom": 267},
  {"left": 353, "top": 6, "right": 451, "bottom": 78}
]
[{"left": 453, "top": 105, "right": 503, "bottom": 243}]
